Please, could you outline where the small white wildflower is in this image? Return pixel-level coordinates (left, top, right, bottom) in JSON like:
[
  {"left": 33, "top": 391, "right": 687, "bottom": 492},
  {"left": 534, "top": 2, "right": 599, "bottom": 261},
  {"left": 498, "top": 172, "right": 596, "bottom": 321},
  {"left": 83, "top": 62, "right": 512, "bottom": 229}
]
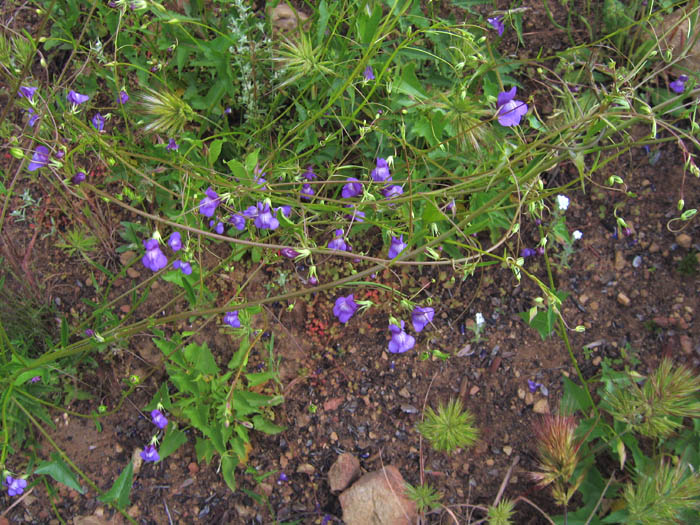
[
  {"left": 475, "top": 312, "right": 485, "bottom": 326},
  {"left": 572, "top": 230, "right": 583, "bottom": 240},
  {"left": 556, "top": 195, "right": 570, "bottom": 211}
]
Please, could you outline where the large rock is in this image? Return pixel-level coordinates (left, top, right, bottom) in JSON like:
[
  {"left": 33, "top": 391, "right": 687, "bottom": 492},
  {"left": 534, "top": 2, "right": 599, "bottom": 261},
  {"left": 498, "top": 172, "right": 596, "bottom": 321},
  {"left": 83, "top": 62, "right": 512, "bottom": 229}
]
[
  {"left": 328, "top": 453, "right": 361, "bottom": 492},
  {"left": 339, "top": 465, "right": 417, "bottom": 525}
]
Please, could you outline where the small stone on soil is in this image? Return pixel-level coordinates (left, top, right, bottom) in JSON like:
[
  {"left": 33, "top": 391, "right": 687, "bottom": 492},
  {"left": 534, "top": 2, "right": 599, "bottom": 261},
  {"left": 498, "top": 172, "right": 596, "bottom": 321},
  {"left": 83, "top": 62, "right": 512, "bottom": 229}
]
[
  {"left": 676, "top": 233, "right": 692, "bottom": 249},
  {"left": 617, "top": 292, "right": 631, "bottom": 306},
  {"left": 533, "top": 399, "right": 550, "bottom": 414},
  {"left": 297, "top": 463, "right": 316, "bottom": 475},
  {"left": 503, "top": 445, "right": 513, "bottom": 456},
  {"left": 328, "top": 453, "right": 361, "bottom": 492}
]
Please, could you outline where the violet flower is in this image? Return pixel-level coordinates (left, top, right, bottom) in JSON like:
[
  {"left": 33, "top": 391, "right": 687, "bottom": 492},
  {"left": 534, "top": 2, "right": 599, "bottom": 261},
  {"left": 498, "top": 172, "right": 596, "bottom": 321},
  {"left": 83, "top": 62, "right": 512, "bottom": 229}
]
[
  {"left": 26, "top": 108, "right": 39, "bottom": 127},
  {"left": 371, "top": 158, "right": 392, "bottom": 182},
  {"left": 303, "top": 165, "right": 317, "bottom": 180},
  {"left": 363, "top": 65, "right": 375, "bottom": 81},
  {"left": 18, "top": 86, "right": 37, "bottom": 102},
  {"left": 166, "top": 138, "right": 179, "bottom": 151},
  {"left": 382, "top": 184, "right": 403, "bottom": 199},
  {"left": 172, "top": 260, "right": 192, "bottom": 275},
  {"left": 342, "top": 177, "right": 363, "bottom": 198},
  {"left": 277, "top": 205, "right": 292, "bottom": 218},
  {"left": 242, "top": 205, "right": 258, "bottom": 218},
  {"left": 140, "top": 445, "right": 160, "bottom": 462},
  {"left": 254, "top": 201, "right": 279, "bottom": 230},
  {"left": 344, "top": 204, "right": 365, "bottom": 222},
  {"left": 209, "top": 220, "right": 224, "bottom": 235},
  {"left": 4, "top": 476, "right": 27, "bottom": 497},
  {"left": 497, "top": 87, "right": 528, "bottom": 127},
  {"left": 333, "top": 295, "right": 358, "bottom": 323},
  {"left": 521, "top": 248, "right": 536, "bottom": 258},
  {"left": 91, "top": 113, "right": 105, "bottom": 132},
  {"left": 229, "top": 213, "right": 246, "bottom": 231},
  {"left": 388, "top": 321, "right": 415, "bottom": 354},
  {"left": 71, "top": 171, "right": 86, "bottom": 185},
  {"left": 67, "top": 90, "right": 89, "bottom": 105},
  {"left": 280, "top": 247, "right": 300, "bottom": 258},
  {"left": 487, "top": 16, "right": 504, "bottom": 36},
  {"left": 199, "top": 187, "right": 220, "bottom": 217},
  {"left": 301, "top": 183, "right": 315, "bottom": 200},
  {"left": 328, "top": 229, "right": 349, "bottom": 251},
  {"left": 168, "top": 232, "right": 182, "bottom": 251},
  {"left": 528, "top": 379, "right": 543, "bottom": 393},
  {"left": 670, "top": 74, "right": 688, "bottom": 94},
  {"left": 119, "top": 90, "right": 129, "bottom": 104},
  {"left": 30, "top": 376, "right": 41, "bottom": 383},
  {"left": 27, "top": 145, "right": 49, "bottom": 172},
  {"left": 224, "top": 311, "right": 241, "bottom": 328},
  {"left": 151, "top": 409, "right": 169, "bottom": 429},
  {"left": 412, "top": 306, "right": 435, "bottom": 333},
  {"left": 388, "top": 235, "right": 407, "bottom": 258},
  {"left": 141, "top": 238, "right": 168, "bottom": 272}
]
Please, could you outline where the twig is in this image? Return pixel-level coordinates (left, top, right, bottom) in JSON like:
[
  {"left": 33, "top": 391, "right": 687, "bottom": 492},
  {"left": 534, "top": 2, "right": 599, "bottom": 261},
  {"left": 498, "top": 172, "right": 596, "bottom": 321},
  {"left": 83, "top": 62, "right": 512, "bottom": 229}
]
[
  {"left": 493, "top": 454, "right": 520, "bottom": 506},
  {"left": 0, "top": 486, "right": 34, "bottom": 517},
  {"left": 163, "top": 497, "right": 174, "bottom": 525}
]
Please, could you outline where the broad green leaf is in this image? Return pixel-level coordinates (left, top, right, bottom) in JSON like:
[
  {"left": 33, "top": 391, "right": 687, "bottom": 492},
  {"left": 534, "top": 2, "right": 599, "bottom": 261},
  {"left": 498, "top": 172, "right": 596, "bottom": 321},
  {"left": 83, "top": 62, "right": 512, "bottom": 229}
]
[
  {"left": 159, "top": 426, "right": 187, "bottom": 461},
  {"left": 35, "top": 453, "right": 85, "bottom": 494},
  {"left": 252, "top": 415, "right": 286, "bottom": 435},
  {"left": 184, "top": 342, "right": 219, "bottom": 375},
  {"left": 208, "top": 139, "right": 224, "bottom": 166},
  {"left": 221, "top": 454, "right": 238, "bottom": 491},
  {"left": 244, "top": 370, "right": 277, "bottom": 387},
  {"left": 195, "top": 436, "right": 216, "bottom": 464},
  {"left": 562, "top": 375, "right": 593, "bottom": 413},
  {"left": 98, "top": 461, "right": 133, "bottom": 508},
  {"left": 393, "top": 63, "right": 428, "bottom": 100}
]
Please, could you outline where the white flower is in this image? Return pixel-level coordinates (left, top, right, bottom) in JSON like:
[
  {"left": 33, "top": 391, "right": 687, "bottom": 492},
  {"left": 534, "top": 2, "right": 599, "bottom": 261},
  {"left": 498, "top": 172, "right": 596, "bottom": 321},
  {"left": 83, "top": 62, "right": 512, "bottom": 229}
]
[
  {"left": 475, "top": 312, "right": 485, "bottom": 326},
  {"left": 572, "top": 230, "right": 583, "bottom": 240},
  {"left": 556, "top": 195, "right": 570, "bottom": 211}
]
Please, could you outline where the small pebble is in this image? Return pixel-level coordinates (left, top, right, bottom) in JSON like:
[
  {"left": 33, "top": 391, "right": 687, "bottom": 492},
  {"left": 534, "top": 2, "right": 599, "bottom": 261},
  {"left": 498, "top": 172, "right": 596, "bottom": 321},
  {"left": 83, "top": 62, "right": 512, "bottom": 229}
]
[
  {"left": 632, "top": 255, "right": 642, "bottom": 268},
  {"left": 533, "top": 399, "right": 550, "bottom": 414},
  {"left": 503, "top": 445, "right": 513, "bottom": 456},
  {"left": 676, "top": 233, "right": 692, "bottom": 249},
  {"left": 617, "top": 292, "right": 631, "bottom": 306}
]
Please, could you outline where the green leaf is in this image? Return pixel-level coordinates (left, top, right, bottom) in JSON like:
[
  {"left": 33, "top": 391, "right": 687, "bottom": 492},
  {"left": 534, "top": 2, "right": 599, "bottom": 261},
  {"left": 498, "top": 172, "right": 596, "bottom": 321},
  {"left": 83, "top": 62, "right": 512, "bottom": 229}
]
[
  {"left": 184, "top": 342, "right": 219, "bottom": 375},
  {"left": 60, "top": 317, "right": 69, "bottom": 347},
  {"left": 98, "top": 461, "right": 133, "bottom": 508},
  {"left": 562, "top": 375, "right": 593, "bottom": 413},
  {"left": 35, "top": 453, "right": 85, "bottom": 494},
  {"left": 355, "top": 4, "right": 382, "bottom": 45},
  {"left": 421, "top": 201, "right": 444, "bottom": 224},
  {"left": 221, "top": 454, "right": 238, "bottom": 491},
  {"left": 394, "top": 63, "right": 428, "bottom": 100},
  {"left": 252, "top": 415, "right": 286, "bottom": 435},
  {"left": 208, "top": 139, "right": 224, "bottom": 166},
  {"left": 159, "top": 426, "right": 187, "bottom": 461},
  {"left": 244, "top": 370, "right": 276, "bottom": 387},
  {"left": 195, "top": 436, "right": 216, "bottom": 464}
]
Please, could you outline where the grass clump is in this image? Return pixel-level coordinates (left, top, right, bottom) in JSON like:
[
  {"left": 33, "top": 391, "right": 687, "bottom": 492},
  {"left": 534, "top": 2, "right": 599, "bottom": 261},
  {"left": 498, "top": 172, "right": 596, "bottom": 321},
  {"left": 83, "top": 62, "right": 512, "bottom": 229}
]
[{"left": 417, "top": 397, "right": 479, "bottom": 454}]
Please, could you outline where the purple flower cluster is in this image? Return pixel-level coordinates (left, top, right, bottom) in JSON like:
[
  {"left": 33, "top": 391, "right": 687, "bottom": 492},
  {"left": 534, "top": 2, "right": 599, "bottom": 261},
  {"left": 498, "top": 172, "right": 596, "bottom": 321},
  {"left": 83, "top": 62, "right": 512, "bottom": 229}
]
[
  {"left": 333, "top": 295, "right": 358, "bottom": 323},
  {"left": 18, "top": 86, "right": 37, "bottom": 102},
  {"left": 670, "top": 74, "right": 688, "bottom": 94},
  {"left": 199, "top": 187, "right": 221, "bottom": 217},
  {"left": 388, "top": 235, "right": 407, "bottom": 258},
  {"left": 141, "top": 444, "right": 160, "bottom": 463},
  {"left": 4, "top": 476, "right": 27, "bottom": 497},
  {"left": 224, "top": 310, "right": 241, "bottom": 328},
  {"left": 142, "top": 238, "right": 168, "bottom": 272},
  {"left": 342, "top": 177, "right": 363, "bottom": 198},
  {"left": 328, "top": 229, "right": 349, "bottom": 251},
  {"left": 487, "top": 16, "right": 504, "bottom": 36},
  {"left": 497, "top": 87, "right": 528, "bottom": 127},
  {"left": 27, "top": 145, "right": 49, "bottom": 172},
  {"left": 67, "top": 90, "right": 89, "bottom": 106},
  {"left": 388, "top": 321, "right": 415, "bottom": 354},
  {"left": 151, "top": 409, "right": 169, "bottom": 429}
]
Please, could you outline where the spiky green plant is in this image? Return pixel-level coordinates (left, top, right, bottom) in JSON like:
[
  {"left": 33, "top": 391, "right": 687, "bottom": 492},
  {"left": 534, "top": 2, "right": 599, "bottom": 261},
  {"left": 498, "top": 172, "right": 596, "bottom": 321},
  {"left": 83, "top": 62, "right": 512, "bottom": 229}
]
[
  {"left": 139, "top": 86, "right": 195, "bottom": 135},
  {"left": 405, "top": 481, "right": 442, "bottom": 513},
  {"left": 602, "top": 358, "right": 700, "bottom": 439},
  {"left": 624, "top": 459, "right": 700, "bottom": 524},
  {"left": 417, "top": 398, "right": 479, "bottom": 454},
  {"left": 271, "top": 31, "right": 336, "bottom": 90},
  {"left": 487, "top": 498, "right": 517, "bottom": 525}
]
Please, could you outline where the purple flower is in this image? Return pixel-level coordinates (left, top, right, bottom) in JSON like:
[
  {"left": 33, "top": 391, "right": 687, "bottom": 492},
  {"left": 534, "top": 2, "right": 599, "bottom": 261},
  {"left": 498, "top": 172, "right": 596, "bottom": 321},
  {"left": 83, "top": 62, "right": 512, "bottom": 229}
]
[
  {"left": 151, "top": 409, "right": 169, "bottom": 429},
  {"left": 254, "top": 202, "right": 279, "bottom": 230},
  {"left": 168, "top": 232, "right": 182, "bottom": 251},
  {"left": 72, "top": 171, "right": 86, "bottom": 185},
  {"left": 388, "top": 321, "right": 415, "bottom": 354},
  {"left": 199, "top": 187, "right": 220, "bottom": 217},
  {"left": 670, "top": 74, "right": 688, "bottom": 94},
  {"left": 333, "top": 295, "right": 358, "bottom": 323},
  {"left": 141, "top": 238, "right": 168, "bottom": 272},
  {"left": 26, "top": 108, "right": 40, "bottom": 127},
  {"left": 4, "top": 476, "right": 27, "bottom": 497},
  {"left": 91, "top": 113, "right": 105, "bottom": 132},
  {"left": 277, "top": 205, "right": 292, "bottom": 218},
  {"left": 344, "top": 204, "right": 365, "bottom": 222},
  {"left": 388, "top": 235, "right": 407, "bottom": 258},
  {"left": 85, "top": 329, "right": 95, "bottom": 337},
  {"left": 342, "top": 177, "right": 363, "bottom": 198},
  {"left": 412, "top": 306, "right": 435, "bottom": 333},
  {"left": 119, "top": 90, "right": 129, "bottom": 104},
  {"left": 382, "top": 184, "right": 403, "bottom": 199},
  {"left": 328, "top": 229, "right": 348, "bottom": 251},
  {"left": 30, "top": 376, "right": 41, "bottom": 383},
  {"left": 67, "top": 90, "right": 89, "bottom": 105},
  {"left": 18, "top": 86, "right": 37, "bottom": 102},
  {"left": 224, "top": 311, "right": 241, "bottom": 328},
  {"left": 497, "top": 87, "right": 528, "bottom": 127},
  {"left": 280, "top": 247, "right": 300, "bottom": 258},
  {"left": 277, "top": 472, "right": 288, "bottom": 484},
  {"left": 229, "top": 213, "right": 246, "bottom": 231},
  {"left": 140, "top": 445, "right": 160, "bottom": 462},
  {"left": 487, "top": 16, "right": 504, "bottom": 36},
  {"left": 172, "top": 259, "right": 192, "bottom": 275},
  {"left": 28, "top": 145, "right": 49, "bottom": 172},
  {"left": 527, "top": 379, "right": 543, "bottom": 393},
  {"left": 363, "top": 65, "right": 375, "bottom": 81},
  {"left": 371, "top": 158, "right": 392, "bottom": 182},
  {"left": 166, "top": 138, "right": 179, "bottom": 151},
  {"left": 242, "top": 205, "right": 258, "bottom": 218},
  {"left": 209, "top": 220, "right": 224, "bottom": 235},
  {"left": 301, "top": 183, "right": 315, "bottom": 201},
  {"left": 521, "top": 247, "right": 536, "bottom": 258},
  {"left": 303, "top": 165, "right": 317, "bottom": 180}
]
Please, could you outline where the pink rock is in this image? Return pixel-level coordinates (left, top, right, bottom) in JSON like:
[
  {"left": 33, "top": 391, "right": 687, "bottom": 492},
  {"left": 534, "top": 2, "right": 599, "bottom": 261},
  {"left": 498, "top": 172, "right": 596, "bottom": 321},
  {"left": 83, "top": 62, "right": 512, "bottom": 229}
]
[
  {"left": 339, "top": 465, "right": 417, "bottom": 525},
  {"left": 328, "top": 453, "right": 360, "bottom": 492}
]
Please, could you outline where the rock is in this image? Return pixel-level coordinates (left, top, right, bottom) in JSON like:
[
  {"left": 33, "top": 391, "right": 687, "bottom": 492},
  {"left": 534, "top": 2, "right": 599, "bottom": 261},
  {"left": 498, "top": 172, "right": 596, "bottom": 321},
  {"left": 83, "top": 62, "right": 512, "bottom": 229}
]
[
  {"left": 517, "top": 387, "right": 526, "bottom": 400},
  {"left": 296, "top": 463, "right": 315, "bottom": 475},
  {"left": 469, "top": 386, "right": 480, "bottom": 396},
  {"left": 328, "top": 453, "right": 361, "bottom": 492},
  {"left": 592, "top": 356, "right": 602, "bottom": 366},
  {"left": 614, "top": 251, "right": 626, "bottom": 271},
  {"left": 398, "top": 387, "right": 410, "bottom": 399},
  {"left": 119, "top": 251, "right": 136, "bottom": 266},
  {"left": 188, "top": 462, "right": 199, "bottom": 475},
  {"left": 503, "top": 445, "right": 513, "bottom": 456},
  {"left": 126, "top": 267, "right": 140, "bottom": 279},
  {"left": 323, "top": 397, "right": 344, "bottom": 411},
  {"left": 680, "top": 335, "right": 692, "bottom": 355},
  {"left": 525, "top": 392, "right": 534, "bottom": 405},
  {"left": 73, "top": 516, "right": 113, "bottom": 525},
  {"left": 340, "top": 466, "right": 417, "bottom": 525},
  {"left": 676, "top": 233, "right": 692, "bottom": 249},
  {"left": 270, "top": 3, "right": 309, "bottom": 33},
  {"left": 617, "top": 292, "right": 631, "bottom": 306},
  {"left": 533, "top": 399, "right": 550, "bottom": 414}
]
